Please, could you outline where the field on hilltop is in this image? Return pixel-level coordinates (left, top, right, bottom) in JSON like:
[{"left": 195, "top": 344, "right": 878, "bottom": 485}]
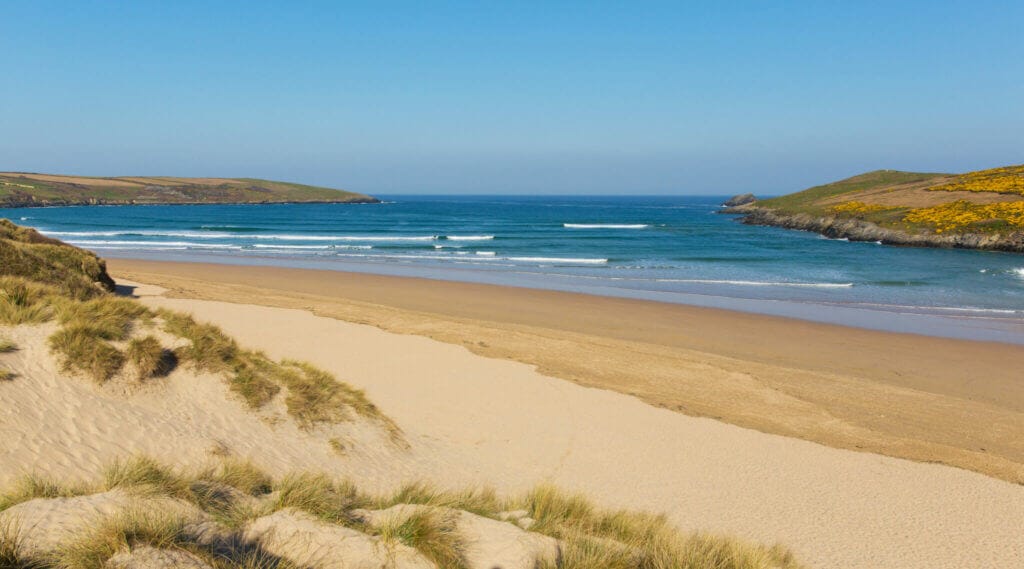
[
  {"left": 0, "top": 172, "right": 378, "bottom": 207},
  {"left": 730, "top": 164, "right": 1024, "bottom": 251}
]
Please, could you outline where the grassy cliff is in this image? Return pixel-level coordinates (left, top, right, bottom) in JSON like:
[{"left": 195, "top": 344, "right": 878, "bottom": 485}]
[
  {"left": 0, "top": 173, "right": 378, "bottom": 207},
  {"left": 730, "top": 165, "right": 1024, "bottom": 251}
]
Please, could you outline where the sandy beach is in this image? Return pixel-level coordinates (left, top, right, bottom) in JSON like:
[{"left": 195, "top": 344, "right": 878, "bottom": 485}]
[
  {"left": 107, "top": 259, "right": 1024, "bottom": 485},
  {"left": 21, "top": 272, "right": 1021, "bottom": 568}
]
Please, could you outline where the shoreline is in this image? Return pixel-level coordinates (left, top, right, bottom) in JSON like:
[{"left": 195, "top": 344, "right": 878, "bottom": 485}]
[{"left": 107, "top": 258, "right": 1024, "bottom": 484}]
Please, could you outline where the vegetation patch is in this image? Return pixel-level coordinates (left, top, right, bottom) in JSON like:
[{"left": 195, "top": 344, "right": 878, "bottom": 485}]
[
  {"left": 48, "top": 325, "right": 125, "bottom": 384},
  {"left": 126, "top": 336, "right": 174, "bottom": 379},
  {"left": 927, "top": 164, "right": 1024, "bottom": 195},
  {"left": 829, "top": 200, "right": 894, "bottom": 216},
  {"left": 903, "top": 200, "right": 1024, "bottom": 233}
]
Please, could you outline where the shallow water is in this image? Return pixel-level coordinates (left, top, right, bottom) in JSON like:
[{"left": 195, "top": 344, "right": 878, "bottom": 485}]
[{"left": 5, "top": 195, "right": 1023, "bottom": 343}]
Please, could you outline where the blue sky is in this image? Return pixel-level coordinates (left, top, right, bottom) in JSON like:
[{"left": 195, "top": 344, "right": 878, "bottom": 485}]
[{"left": 1, "top": 1, "right": 1021, "bottom": 195}]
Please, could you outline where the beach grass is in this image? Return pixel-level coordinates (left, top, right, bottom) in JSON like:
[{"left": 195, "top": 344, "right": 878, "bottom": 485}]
[
  {"left": 125, "top": 336, "right": 172, "bottom": 380},
  {"left": 375, "top": 507, "right": 467, "bottom": 569},
  {"left": 0, "top": 338, "right": 16, "bottom": 353},
  {"left": 0, "top": 457, "right": 805, "bottom": 569},
  {"left": 47, "top": 325, "right": 125, "bottom": 384}
]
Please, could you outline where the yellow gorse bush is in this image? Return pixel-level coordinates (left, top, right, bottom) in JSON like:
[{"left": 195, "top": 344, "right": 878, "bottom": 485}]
[
  {"left": 829, "top": 201, "right": 891, "bottom": 215},
  {"left": 903, "top": 200, "right": 1024, "bottom": 232},
  {"left": 927, "top": 165, "right": 1024, "bottom": 195}
]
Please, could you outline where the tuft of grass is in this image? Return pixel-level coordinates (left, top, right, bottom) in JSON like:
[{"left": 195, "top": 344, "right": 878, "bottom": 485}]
[
  {"left": 374, "top": 508, "right": 467, "bottom": 569},
  {"left": 520, "top": 485, "right": 804, "bottom": 569},
  {"left": 0, "top": 277, "right": 56, "bottom": 325},
  {"left": 159, "top": 310, "right": 237, "bottom": 372},
  {"left": 0, "top": 474, "right": 94, "bottom": 512},
  {"left": 376, "top": 482, "right": 503, "bottom": 518},
  {"left": 204, "top": 459, "right": 273, "bottom": 497},
  {"left": 0, "top": 518, "right": 46, "bottom": 569},
  {"left": 0, "top": 338, "right": 16, "bottom": 353},
  {"left": 272, "top": 473, "right": 365, "bottom": 525},
  {"left": 0, "top": 368, "right": 12, "bottom": 381},
  {"left": 228, "top": 351, "right": 282, "bottom": 409},
  {"left": 125, "top": 336, "right": 174, "bottom": 380},
  {"left": 55, "top": 296, "right": 149, "bottom": 341},
  {"left": 328, "top": 437, "right": 346, "bottom": 456},
  {"left": 102, "top": 456, "right": 189, "bottom": 499},
  {"left": 276, "top": 360, "right": 402, "bottom": 441},
  {"left": 53, "top": 508, "right": 196, "bottom": 569},
  {"left": 48, "top": 325, "right": 125, "bottom": 384}
]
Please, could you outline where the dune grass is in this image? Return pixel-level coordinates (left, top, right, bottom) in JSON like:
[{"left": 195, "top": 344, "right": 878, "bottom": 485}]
[
  {"left": 0, "top": 458, "right": 805, "bottom": 569},
  {"left": 375, "top": 508, "right": 467, "bottom": 569},
  {"left": 0, "top": 474, "right": 95, "bottom": 512},
  {"left": 55, "top": 297, "right": 149, "bottom": 341},
  {"left": 54, "top": 508, "right": 197, "bottom": 569},
  {"left": 0, "top": 277, "right": 57, "bottom": 325},
  {"left": 47, "top": 326, "right": 125, "bottom": 384},
  {"left": 0, "top": 338, "right": 15, "bottom": 353},
  {"left": 125, "top": 336, "right": 173, "bottom": 380}
]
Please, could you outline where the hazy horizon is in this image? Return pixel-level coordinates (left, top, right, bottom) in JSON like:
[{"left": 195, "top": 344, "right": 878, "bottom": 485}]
[{"left": 2, "top": 2, "right": 1021, "bottom": 195}]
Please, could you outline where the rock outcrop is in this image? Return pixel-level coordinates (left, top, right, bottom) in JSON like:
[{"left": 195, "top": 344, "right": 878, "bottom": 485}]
[
  {"left": 733, "top": 207, "right": 1024, "bottom": 253},
  {"left": 722, "top": 193, "right": 757, "bottom": 207}
]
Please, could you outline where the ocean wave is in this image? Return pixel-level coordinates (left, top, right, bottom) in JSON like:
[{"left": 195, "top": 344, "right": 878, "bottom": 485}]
[
  {"left": 1012, "top": 268, "right": 1024, "bottom": 280},
  {"left": 563, "top": 223, "right": 648, "bottom": 229},
  {"left": 652, "top": 278, "right": 852, "bottom": 288},
  {"left": 476, "top": 251, "right": 496, "bottom": 256},
  {"left": 444, "top": 235, "right": 494, "bottom": 241},
  {"left": 43, "top": 230, "right": 440, "bottom": 242},
  {"left": 71, "top": 240, "right": 243, "bottom": 250},
  {"left": 507, "top": 256, "right": 608, "bottom": 265},
  {"left": 250, "top": 244, "right": 372, "bottom": 250}
]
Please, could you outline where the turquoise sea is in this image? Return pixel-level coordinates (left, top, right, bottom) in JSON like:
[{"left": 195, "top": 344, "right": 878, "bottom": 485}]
[{"left": 4, "top": 196, "right": 1023, "bottom": 343}]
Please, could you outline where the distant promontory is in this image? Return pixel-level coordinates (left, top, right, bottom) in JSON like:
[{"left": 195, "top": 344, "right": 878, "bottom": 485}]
[
  {"left": 723, "top": 165, "right": 1024, "bottom": 253},
  {"left": 0, "top": 172, "right": 379, "bottom": 207}
]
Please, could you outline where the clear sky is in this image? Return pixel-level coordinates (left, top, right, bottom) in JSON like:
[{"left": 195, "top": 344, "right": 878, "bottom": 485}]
[{"left": 2, "top": 1, "right": 1022, "bottom": 195}]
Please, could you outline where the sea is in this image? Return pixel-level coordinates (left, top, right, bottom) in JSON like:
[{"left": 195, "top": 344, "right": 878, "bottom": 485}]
[{"left": 5, "top": 195, "right": 1024, "bottom": 344}]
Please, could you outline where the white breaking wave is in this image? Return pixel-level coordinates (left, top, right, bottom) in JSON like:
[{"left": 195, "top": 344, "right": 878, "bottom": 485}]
[
  {"left": 444, "top": 235, "right": 494, "bottom": 241},
  {"left": 70, "top": 240, "right": 243, "bottom": 250},
  {"left": 653, "top": 278, "right": 852, "bottom": 288},
  {"left": 563, "top": 224, "right": 648, "bottom": 229},
  {"left": 507, "top": 256, "right": 608, "bottom": 265},
  {"left": 43, "top": 229, "right": 438, "bottom": 242},
  {"left": 251, "top": 244, "right": 372, "bottom": 250},
  {"left": 476, "top": 251, "right": 496, "bottom": 256},
  {"left": 1012, "top": 268, "right": 1024, "bottom": 280}
]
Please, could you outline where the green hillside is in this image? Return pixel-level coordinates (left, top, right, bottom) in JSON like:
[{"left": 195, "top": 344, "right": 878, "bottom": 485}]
[{"left": 0, "top": 172, "right": 378, "bottom": 207}]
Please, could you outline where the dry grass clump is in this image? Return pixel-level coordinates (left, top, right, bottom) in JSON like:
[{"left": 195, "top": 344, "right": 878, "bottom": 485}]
[
  {"left": 0, "top": 277, "right": 57, "bottom": 325},
  {"left": 55, "top": 297, "right": 150, "bottom": 341},
  {"left": 54, "top": 508, "right": 199, "bottom": 569},
  {"left": 226, "top": 351, "right": 282, "bottom": 409},
  {"left": 125, "top": 336, "right": 174, "bottom": 380},
  {"left": 376, "top": 482, "right": 503, "bottom": 518},
  {"left": 47, "top": 326, "right": 125, "bottom": 384},
  {"left": 521, "top": 485, "right": 802, "bottom": 569},
  {"left": 201, "top": 459, "right": 273, "bottom": 497},
  {"left": 102, "top": 456, "right": 190, "bottom": 500},
  {"left": 0, "top": 338, "right": 16, "bottom": 353},
  {"left": 159, "top": 310, "right": 237, "bottom": 372},
  {"left": 0, "top": 474, "right": 95, "bottom": 512},
  {"left": 375, "top": 508, "right": 466, "bottom": 569},
  {"left": 272, "top": 473, "right": 364, "bottom": 525},
  {"left": 0, "top": 368, "right": 12, "bottom": 381}
]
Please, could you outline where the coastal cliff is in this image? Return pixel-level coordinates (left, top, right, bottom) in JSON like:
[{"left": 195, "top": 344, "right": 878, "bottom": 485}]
[
  {"left": 729, "top": 205, "right": 1024, "bottom": 252},
  {"left": 723, "top": 166, "right": 1024, "bottom": 253}
]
